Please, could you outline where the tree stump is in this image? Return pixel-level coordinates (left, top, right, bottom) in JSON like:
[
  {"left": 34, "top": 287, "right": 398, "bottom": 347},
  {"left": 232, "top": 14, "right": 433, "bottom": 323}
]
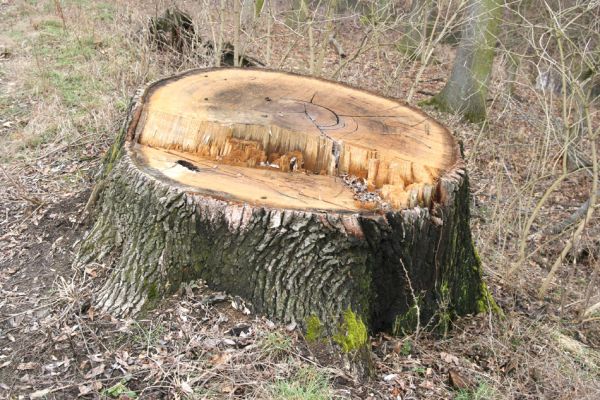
[{"left": 76, "top": 68, "right": 490, "bottom": 335}]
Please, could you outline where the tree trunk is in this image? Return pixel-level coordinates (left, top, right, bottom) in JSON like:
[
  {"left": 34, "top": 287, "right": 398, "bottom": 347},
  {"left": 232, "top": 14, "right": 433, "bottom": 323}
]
[
  {"left": 429, "top": 0, "right": 502, "bottom": 122},
  {"left": 76, "top": 68, "right": 491, "bottom": 338},
  {"left": 398, "top": 0, "right": 431, "bottom": 59}
]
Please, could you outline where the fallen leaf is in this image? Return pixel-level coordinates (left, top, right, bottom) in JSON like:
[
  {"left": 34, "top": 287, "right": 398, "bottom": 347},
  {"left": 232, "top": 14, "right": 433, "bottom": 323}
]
[
  {"left": 286, "top": 321, "right": 297, "bottom": 331},
  {"left": 501, "top": 358, "right": 518, "bottom": 375},
  {"left": 228, "top": 324, "right": 251, "bottom": 337},
  {"left": 89, "top": 354, "right": 104, "bottom": 363},
  {"left": 115, "top": 355, "right": 129, "bottom": 369},
  {"left": 440, "top": 351, "right": 460, "bottom": 365},
  {"left": 201, "top": 293, "right": 227, "bottom": 306},
  {"left": 17, "top": 362, "right": 38, "bottom": 371},
  {"left": 220, "top": 383, "right": 235, "bottom": 393},
  {"left": 9, "top": 314, "right": 24, "bottom": 327},
  {"left": 265, "top": 319, "right": 276, "bottom": 329},
  {"left": 449, "top": 369, "right": 471, "bottom": 390},
  {"left": 179, "top": 381, "right": 193, "bottom": 395},
  {"left": 210, "top": 352, "right": 232, "bottom": 366},
  {"left": 201, "top": 338, "right": 220, "bottom": 350},
  {"left": 30, "top": 388, "right": 51, "bottom": 398},
  {"left": 419, "top": 380, "right": 435, "bottom": 389},
  {"left": 78, "top": 384, "right": 93, "bottom": 395},
  {"left": 84, "top": 363, "right": 105, "bottom": 379},
  {"left": 230, "top": 298, "right": 251, "bottom": 315},
  {"left": 383, "top": 373, "right": 398, "bottom": 382},
  {"left": 43, "top": 359, "right": 66, "bottom": 373}
]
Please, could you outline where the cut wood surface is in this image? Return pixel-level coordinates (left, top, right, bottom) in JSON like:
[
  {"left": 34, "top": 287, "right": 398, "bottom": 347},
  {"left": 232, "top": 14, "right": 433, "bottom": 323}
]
[
  {"left": 134, "top": 68, "right": 457, "bottom": 211},
  {"left": 76, "top": 68, "right": 488, "bottom": 339}
]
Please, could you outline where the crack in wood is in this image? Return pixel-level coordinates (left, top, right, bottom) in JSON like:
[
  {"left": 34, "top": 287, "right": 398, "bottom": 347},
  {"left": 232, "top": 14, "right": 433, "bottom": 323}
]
[{"left": 176, "top": 159, "right": 200, "bottom": 171}]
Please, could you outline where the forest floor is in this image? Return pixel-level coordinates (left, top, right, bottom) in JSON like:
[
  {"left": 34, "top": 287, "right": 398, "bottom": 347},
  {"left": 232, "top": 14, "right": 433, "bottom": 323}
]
[{"left": 0, "top": 1, "right": 599, "bottom": 399}]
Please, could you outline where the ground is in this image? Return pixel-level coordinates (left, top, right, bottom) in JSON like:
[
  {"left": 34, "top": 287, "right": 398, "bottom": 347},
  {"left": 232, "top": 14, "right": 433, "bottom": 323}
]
[{"left": 0, "top": 1, "right": 599, "bottom": 399}]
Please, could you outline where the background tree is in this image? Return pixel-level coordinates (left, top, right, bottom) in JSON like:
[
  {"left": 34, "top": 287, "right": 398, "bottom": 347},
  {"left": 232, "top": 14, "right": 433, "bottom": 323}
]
[
  {"left": 428, "top": 0, "right": 503, "bottom": 122},
  {"left": 398, "top": 0, "right": 432, "bottom": 59}
]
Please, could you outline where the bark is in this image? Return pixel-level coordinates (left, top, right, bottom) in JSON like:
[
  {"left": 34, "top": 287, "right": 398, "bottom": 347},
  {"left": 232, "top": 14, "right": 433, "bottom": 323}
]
[
  {"left": 75, "top": 69, "right": 491, "bottom": 338},
  {"left": 429, "top": 0, "right": 502, "bottom": 122},
  {"left": 398, "top": 0, "right": 431, "bottom": 59},
  {"left": 148, "top": 8, "right": 195, "bottom": 53}
]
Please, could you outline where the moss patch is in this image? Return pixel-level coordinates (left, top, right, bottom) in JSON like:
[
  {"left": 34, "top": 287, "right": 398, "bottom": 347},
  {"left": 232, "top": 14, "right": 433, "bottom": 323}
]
[
  {"left": 305, "top": 315, "right": 323, "bottom": 343},
  {"left": 147, "top": 282, "right": 159, "bottom": 300},
  {"left": 476, "top": 282, "right": 503, "bottom": 316},
  {"left": 472, "top": 246, "right": 502, "bottom": 316},
  {"left": 333, "top": 309, "right": 368, "bottom": 353},
  {"left": 100, "top": 126, "right": 126, "bottom": 177}
]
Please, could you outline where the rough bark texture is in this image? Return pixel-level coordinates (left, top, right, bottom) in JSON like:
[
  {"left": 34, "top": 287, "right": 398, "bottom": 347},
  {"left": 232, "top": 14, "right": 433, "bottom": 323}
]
[
  {"left": 429, "top": 0, "right": 502, "bottom": 122},
  {"left": 75, "top": 69, "right": 490, "bottom": 337}
]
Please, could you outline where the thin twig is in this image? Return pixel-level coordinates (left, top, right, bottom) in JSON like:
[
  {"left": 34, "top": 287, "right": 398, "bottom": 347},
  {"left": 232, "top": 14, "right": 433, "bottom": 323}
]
[{"left": 0, "top": 165, "right": 44, "bottom": 206}]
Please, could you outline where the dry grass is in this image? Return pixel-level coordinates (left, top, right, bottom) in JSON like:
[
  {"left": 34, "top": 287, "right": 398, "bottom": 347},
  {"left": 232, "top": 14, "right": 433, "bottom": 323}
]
[{"left": 0, "top": 0, "right": 599, "bottom": 399}]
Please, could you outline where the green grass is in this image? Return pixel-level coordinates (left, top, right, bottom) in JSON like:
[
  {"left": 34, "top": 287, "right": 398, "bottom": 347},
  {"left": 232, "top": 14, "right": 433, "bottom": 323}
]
[
  {"left": 55, "top": 37, "right": 97, "bottom": 66},
  {"left": 454, "top": 383, "right": 496, "bottom": 400},
  {"left": 0, "top": 96, "right": 24, "bottom": 123},
  {"left": 58, "top": 0, "right": 115, "bottom": 21},
  {"left": 132, "top": 321, "right": 165, "bottom": 351},
  {"left": 6, "top": 28, "right": 25, "bottom": 41},
  {"left": 37, "top": 19, "right": 65, "bottom": 37},
  {"left": 19, "top": 125, "right": 57, "bottom": 150},
  {"left": 412, "top": 366, "right": 427, "bottom": 376},
  {"left": 261, "top": 332, "right": 293, "bottom": 358},
  {"left": 95, "top": 2, "right": 116, "bottom": 22},
  {"left": 29, "top": 19, "right": 102, "bottom": 109},
  {"left": 43, "top": 69, "right": 99, "bottom": 108},
  {"left": 269, "top": 366, "right": 332, "bottom": 400},
  {"left": 103, "top": 380, "right": 138, "bottom": 399},
  {"left": 399, "top": 339, "right": 413, "bottom": 356}
]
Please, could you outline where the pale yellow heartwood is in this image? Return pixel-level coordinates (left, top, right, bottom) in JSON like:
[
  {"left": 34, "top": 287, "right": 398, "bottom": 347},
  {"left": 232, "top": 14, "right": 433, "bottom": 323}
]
[{"left": 132, "top": 68, "right": 457, "bottom": 210}]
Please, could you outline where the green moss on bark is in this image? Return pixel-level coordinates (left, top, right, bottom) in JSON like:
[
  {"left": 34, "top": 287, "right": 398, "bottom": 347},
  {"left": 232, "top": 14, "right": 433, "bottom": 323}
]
[
  {"left": 147, "top": 282, "right": 159, "bottom": 300},
  {"left": 476, "top": 282, "right": 503, "bottom": 315},
  {"left": 333, "top": 309, "right": 368, "bottom": 353},
  {"left": 305, "top": 315, "right": 323, "bottom": 342},
  {"left": 100, "top": 126, "right": 127, "bottom": 178}
]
